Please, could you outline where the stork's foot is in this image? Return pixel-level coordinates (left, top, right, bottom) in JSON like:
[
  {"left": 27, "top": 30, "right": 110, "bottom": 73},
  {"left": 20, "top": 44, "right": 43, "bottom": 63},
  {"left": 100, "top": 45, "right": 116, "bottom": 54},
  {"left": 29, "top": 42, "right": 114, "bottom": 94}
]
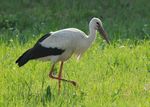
[
  {"left": 70, "top": 80, "right": 77, "bottom": 86},
  {"left": 49, "top": 73, "right": 77, "bottom": 86}
]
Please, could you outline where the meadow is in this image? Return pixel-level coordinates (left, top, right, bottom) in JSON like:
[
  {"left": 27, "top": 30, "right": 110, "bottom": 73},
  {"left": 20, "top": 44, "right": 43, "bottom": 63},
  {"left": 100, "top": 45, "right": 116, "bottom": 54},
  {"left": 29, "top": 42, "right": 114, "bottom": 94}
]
[{"left": 0, "top": 0, "right": 150, "bottom": 107}]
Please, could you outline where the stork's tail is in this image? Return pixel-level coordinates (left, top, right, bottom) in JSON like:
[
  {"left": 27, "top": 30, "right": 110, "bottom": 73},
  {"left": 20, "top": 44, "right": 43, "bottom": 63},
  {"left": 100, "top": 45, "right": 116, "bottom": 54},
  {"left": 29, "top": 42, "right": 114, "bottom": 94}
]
[{"left": 16, "top": 49, "right": 32, "bottom": 67}]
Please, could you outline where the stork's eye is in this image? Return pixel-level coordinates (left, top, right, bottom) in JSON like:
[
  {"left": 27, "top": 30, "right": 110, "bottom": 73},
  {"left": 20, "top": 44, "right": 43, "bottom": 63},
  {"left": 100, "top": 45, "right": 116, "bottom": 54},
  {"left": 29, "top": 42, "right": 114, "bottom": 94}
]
[{"left": 96, "top": 22, "right": 100, "bottom": 26}]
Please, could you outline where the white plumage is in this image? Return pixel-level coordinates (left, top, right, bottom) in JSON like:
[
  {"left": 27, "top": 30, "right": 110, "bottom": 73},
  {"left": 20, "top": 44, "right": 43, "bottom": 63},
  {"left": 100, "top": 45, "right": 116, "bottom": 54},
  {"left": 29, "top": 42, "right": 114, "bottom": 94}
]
[
  {"left": 40, "top": 18, "right": 109, "bottom": 63},
  {"left": 40, "top": 28, "right": 88, "bottom": 62},
  {"left": 16, "top": 17, "right": 110, "bottom": 93}
]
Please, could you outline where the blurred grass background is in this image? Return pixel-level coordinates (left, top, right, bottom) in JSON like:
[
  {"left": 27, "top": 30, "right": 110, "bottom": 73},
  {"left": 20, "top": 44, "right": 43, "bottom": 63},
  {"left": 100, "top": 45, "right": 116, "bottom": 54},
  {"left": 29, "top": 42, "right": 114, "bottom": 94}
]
[{"left": 0, "top": 0, "right": 149, "bottom": 43}]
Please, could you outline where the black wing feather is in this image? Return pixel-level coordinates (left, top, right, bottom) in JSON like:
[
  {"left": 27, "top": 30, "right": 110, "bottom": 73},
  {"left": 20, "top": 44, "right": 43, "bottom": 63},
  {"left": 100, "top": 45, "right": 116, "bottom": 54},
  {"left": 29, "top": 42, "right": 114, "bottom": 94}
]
[
  {"left": 35, "top": 32, "right": 51, "bottom": 45},
  {"left": 16, "top": 32, "right": 65, "bottom": 67},
  {"left": 30, "top": 44, "right": 65, "bottom": 59}
]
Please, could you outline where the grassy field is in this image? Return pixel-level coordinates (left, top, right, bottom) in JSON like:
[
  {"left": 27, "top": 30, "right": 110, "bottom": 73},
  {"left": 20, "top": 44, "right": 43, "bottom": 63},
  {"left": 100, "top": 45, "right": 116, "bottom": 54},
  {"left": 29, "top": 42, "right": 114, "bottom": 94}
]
[{"left": 0, "top": 0, "right": 150, "bottom": 107}]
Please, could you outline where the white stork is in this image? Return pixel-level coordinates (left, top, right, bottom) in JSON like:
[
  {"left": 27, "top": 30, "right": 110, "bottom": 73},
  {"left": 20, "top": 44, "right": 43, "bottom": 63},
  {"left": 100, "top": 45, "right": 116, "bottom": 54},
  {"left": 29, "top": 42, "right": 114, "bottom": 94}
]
[{"left": 16, "top": 17, "right": 110, "bottom": 93}]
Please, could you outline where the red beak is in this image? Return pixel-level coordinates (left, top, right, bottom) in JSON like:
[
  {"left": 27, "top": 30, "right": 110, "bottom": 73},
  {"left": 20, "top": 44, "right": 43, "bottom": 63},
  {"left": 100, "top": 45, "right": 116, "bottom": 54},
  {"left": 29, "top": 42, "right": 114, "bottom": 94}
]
[{"left": 97, "top": 25, "right": 110, "bottom": 44}]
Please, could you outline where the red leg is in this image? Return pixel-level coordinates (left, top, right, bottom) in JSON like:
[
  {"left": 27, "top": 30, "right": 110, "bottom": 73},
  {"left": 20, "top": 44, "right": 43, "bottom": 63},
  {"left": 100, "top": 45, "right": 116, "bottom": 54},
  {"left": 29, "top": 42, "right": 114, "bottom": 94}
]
[
  {"left": 49, "top": 62, "right": 77, "bottom": 93},
  {"left": 58, "top": 62, "right": 63, "bottom": 93}
]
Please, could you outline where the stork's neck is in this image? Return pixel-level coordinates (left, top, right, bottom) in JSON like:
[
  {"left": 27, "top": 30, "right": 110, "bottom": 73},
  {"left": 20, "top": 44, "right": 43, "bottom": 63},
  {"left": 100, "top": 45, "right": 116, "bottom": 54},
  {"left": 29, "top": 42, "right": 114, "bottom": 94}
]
[{"left": 87, "top": 26, "right": 96, "bottom": 43}]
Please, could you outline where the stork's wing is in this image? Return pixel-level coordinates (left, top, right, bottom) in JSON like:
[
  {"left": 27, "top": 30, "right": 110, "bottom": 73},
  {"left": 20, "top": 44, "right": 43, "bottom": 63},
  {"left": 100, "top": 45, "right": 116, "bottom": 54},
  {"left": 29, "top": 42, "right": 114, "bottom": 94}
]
[
  {"left": 34, "top": 32, "right": 51, "bottom": 46},
  {"left": 29, "top": 32, "right": 68, "bottom": 59},
  {"left": 39, "top": 31, "right": 76, "bottom": 50},
  {"left": 30, "top": 44, "right": 65, "bottom": 59},
  {"left": 16, "top": 44, "right": 65, "bottom": 66}
]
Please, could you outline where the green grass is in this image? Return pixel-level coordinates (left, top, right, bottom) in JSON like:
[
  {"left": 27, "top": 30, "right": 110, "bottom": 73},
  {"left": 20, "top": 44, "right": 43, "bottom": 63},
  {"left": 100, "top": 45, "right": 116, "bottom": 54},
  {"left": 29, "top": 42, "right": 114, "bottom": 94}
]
[
  {"left": 0, "top": 0, "right": 150, "bottom": 107},
  {"left": 0, "top": 39, "right": 150, "bottom": 107}
]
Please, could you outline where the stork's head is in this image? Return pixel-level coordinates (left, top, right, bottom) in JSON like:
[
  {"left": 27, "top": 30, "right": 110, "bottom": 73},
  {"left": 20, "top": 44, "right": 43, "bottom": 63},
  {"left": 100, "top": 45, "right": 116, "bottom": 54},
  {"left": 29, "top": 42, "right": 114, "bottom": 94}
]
[{"left": 89, "top": 17, "right": 110, "bottom": 44}]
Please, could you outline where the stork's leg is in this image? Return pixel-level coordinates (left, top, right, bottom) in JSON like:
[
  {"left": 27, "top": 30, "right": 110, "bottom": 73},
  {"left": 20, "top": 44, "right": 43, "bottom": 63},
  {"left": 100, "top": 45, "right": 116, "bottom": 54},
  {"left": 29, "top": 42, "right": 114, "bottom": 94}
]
[
  {"left": 49, "top": 63, "right": 77, "bottom": 87},
  {"left": 56, "top": 62, "right": 63, "bottom": 93}
]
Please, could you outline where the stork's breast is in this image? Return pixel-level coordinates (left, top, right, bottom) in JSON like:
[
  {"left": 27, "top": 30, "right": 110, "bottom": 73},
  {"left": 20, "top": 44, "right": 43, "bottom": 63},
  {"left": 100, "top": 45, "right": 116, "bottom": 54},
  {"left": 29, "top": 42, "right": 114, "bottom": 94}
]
[{"left": 59, "top": 49, "right": 74, "bottom": 61}]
